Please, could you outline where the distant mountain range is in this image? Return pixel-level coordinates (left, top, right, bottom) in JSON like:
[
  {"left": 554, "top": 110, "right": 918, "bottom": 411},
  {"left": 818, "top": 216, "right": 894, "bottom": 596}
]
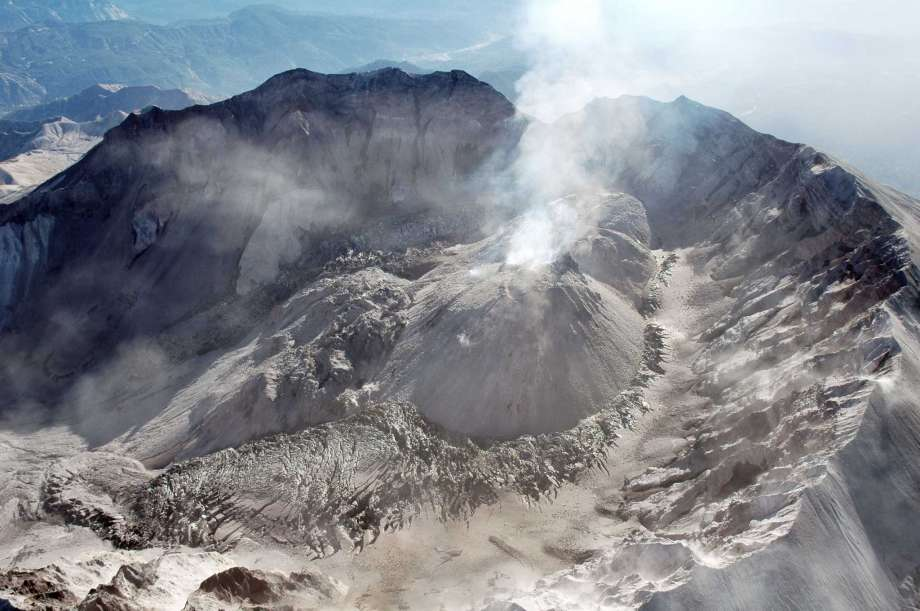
[
  {"left": 343, "top": 60, "right": 426, "bottom": 75},
  {"left": 0, "top": 0, "right": 127, "bottom": 31},
  {"left": 115, "top": 0, "right": 516, "bottom": 25},
  {"left": 0, "top": 2, "right": 915, "bottom": 200},
  {"left": 0, "top": 5, "right": 488, "bottom": 114},
  {"left": 0, "top": 84, "right": 200, "bottom": 202},
  {"left": 5, "top": 83, "right": 205, "bottom": 123}
]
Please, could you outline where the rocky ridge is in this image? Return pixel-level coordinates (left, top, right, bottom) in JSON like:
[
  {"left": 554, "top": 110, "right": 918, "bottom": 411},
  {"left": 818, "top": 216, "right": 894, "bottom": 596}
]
[{"left": 1, "top": 70, "right": 919, "bottom": 610}]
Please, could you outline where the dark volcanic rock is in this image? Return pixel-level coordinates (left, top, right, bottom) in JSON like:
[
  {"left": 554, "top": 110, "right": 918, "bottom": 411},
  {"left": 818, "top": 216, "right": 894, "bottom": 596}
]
[
  {"left": 0, "top": 68, "right": 519, "bottom": 403},
  {"left": 182, "top": 567, "right": 343, "bottom": 610},
  {"left": 0, "top": 567, "right": 79, "bottom": 610},
  {"left": 3, "top": 63, "right": 920, "bottom": 610}
]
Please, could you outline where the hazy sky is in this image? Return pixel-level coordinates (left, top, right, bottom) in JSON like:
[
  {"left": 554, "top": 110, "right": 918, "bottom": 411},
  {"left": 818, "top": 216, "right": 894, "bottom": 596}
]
[
  {"left": 607, "top": 0, "right": 918, "bottom": 35},
  {"left": 511, "top": 0, "right": 920, "bottom": 195}
]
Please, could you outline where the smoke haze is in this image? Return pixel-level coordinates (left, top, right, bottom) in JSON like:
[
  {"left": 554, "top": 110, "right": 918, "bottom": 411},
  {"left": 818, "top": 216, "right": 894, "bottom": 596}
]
[{"left": 511, "top": 0, "right": 920, "bottom": 195}]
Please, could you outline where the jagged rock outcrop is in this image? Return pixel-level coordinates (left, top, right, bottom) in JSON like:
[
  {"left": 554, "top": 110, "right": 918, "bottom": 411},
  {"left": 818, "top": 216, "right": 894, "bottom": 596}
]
[
  {"left": 181, "top": 567, "right": 345, "bottom": 610},
  {"left": 78, "top": 563, "right": 156, "bottom": 611},
  {"left": 0, "top": 566, "right": 79, "bottom": 610},
  {"left": 75, "top": 553, "right": 235, "bottom": 611},
  {"left": 39, "top": 453, "right": 150, "bottom": 548}
]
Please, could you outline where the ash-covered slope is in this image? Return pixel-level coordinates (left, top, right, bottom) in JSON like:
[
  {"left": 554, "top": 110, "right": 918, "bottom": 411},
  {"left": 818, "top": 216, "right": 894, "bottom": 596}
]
[
  {"left": 489, "top": 96, "right": 920, "bottom": 611},
  {"left": 378, "top": 194, "right": 652, "bottom": 437}
]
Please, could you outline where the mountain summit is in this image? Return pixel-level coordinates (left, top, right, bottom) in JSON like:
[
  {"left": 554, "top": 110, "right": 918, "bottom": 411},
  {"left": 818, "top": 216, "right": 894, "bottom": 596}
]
[
  {"left": 1, "top": 69, "right": 919, "bottom": 610},
  {"left": 0, "top": 69, "right": 519, "bottom": 413}
]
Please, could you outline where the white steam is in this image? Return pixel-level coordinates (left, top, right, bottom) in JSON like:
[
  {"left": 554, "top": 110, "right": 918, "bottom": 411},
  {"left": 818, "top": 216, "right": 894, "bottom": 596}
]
[
  {"left": 504, "top": 197, "right": 582, "bottom": 268},
  {"left": 514, "top": 0, "right": 662, "bottom": 123},
  {"left": 503, "top": 0, "right": 618, "bottom": 268},
  {"left": 503, "top": 0, "right": 920, "bottom": 269},
  {"left": 508, "top": 0, "right": 920, "bottom": 195}
]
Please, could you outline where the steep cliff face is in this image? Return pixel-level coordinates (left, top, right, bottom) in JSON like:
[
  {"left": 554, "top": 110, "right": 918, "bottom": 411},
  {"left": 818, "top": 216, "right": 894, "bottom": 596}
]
[
  {"left": 0, "top": 68, "right": 519, "bottom": 390},
  {"left": 0, "top": 215, "right": 54, "bottom": 324}
]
